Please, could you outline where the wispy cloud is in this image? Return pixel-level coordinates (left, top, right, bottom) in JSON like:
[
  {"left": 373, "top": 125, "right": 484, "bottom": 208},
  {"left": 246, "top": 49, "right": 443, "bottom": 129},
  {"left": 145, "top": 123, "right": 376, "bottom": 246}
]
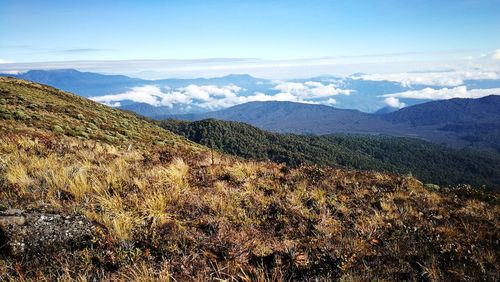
[
  {"left": 355, "top": 70, "right": 500, "bottom": 87},
  {"left": 381, "top": 86, "right": 500, "bottom": 108},
  {"left": 1, "top": 49, "right": 497, "bottom": 79},
  {"left": 0, "top": 47, "right": 499, "bottom": 82}
]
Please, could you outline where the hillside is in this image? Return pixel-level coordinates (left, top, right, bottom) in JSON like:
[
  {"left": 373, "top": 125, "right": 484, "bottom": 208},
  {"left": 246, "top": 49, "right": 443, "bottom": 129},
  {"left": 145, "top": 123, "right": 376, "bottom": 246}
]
[
  {"left": 166, "top": 97, "right": 500, "bottom": 152},
  {"left": 383, "top": 95, "right": 500, "bottom": 125},
  {"left": 161, "top": 101, "right": 387, "bottom": 134},
  {"left": 4, "top": 69, "right": 144, "bottom": 97},
  {"left": 0, "top": 77, "right": 499, "bottom": 281},
  {"left": 161, "top": 119, "right": 500, "bottom": 190}
]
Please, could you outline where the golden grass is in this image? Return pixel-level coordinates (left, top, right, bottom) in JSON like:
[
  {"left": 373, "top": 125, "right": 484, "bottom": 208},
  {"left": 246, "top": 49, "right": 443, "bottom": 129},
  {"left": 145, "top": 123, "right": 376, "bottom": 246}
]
[{"left": 1, "top": 77, "right": 499, "bottom": 281}]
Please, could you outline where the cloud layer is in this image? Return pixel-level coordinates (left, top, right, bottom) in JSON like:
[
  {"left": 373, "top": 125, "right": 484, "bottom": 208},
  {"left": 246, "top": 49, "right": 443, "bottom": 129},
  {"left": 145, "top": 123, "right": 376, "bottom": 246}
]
[
  {"left": 355, "top": 70, "right": 500, "bottom": 87},
  {"left": 90, "top": 81, "right": 351, "bottom": 110},
  {"left": 382, "top": 86, "right": 500, "bottom": 107}
]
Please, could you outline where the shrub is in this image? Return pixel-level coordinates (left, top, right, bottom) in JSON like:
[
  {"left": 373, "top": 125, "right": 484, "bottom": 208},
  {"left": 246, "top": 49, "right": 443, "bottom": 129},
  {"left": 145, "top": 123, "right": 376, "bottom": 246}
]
[
  {"left": 52, "top": 125, "right": 64, "bottom": 134},
  {"left": 425, "top": 183, "right": 440, "bottom": 190},
  {"left": 13, "top": 109, "right": 30, "bottom": 120},
  {"left": 77, "top": 113, "right": 85, "bottom": 120},
  {"left": 77, "top": 131, "right": 90, "bottom": 139},
  {"left": 104, "top": 134, "right": 118, "bottom": 143}
]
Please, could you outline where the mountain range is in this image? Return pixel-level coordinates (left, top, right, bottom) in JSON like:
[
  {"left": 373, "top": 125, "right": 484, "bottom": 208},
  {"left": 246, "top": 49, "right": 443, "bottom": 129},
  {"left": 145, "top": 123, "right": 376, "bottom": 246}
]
[
  {"left": 4, "top": 69, "right": 500, "bottom": 114},
  {"left": 165, "top": 96, "right": 500, "bottom": 152},
  {"left": 3, "top": 69, "right": 500, "bottom": 152}
]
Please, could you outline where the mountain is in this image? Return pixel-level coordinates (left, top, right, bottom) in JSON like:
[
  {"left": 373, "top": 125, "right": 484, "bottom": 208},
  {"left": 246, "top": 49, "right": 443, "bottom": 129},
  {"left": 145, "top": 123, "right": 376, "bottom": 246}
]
[
  {"left": 383, "top": 95, "right": 500, "bottom": 125},
  {"left": 161, "top": 101, "right": 390, "bottom": 134},
  {"left": 1, "top": 69, "right": 273, "bottom": 100},
  {"left": 166, "top": 96, "right": 500, "bottom": 152},
  {"left": 161, "top": 118, "right": 500, "bottom": 189},
  {"left": 117, "top": 102, "right": 179, "bottom": 117},
  {"left": 381, "top": 95, "right": 500, "bottom": 151},
  {"left": 1, "top": 77, "right": 499, "bottom": 280},
  {"left": 374, "top": 106, "right": 399, "bottom": 114},
  {"left": 4, "top": 69, "right": 144, "bottom": 97}
]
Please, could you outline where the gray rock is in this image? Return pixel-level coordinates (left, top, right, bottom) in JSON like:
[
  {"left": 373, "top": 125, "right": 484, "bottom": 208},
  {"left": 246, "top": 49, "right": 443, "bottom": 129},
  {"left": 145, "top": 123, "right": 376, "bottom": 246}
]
[{"left": 0, "top": 209, "right": 96, "bottom": 257}]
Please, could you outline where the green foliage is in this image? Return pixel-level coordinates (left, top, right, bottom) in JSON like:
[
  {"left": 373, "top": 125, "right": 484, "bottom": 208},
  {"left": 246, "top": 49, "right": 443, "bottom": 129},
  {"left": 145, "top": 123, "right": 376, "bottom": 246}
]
[
  {"left": 51, "top": 125, "right": 64, "bottom": 134},
  {"left": 161, "top": 118, "right": 500, "bottom": 190},
  {"left": 0, "top": 77, "right": 190, "bottom": 150},
  {"left": 13, "top": 109, "right": 30, "bottom": 120}
]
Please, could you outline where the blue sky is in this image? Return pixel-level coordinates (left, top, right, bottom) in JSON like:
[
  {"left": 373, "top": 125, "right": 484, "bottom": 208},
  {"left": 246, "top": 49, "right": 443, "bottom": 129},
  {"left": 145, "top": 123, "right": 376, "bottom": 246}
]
[{"left": 1, "top": 0, "right": 500, "bottom": 78}]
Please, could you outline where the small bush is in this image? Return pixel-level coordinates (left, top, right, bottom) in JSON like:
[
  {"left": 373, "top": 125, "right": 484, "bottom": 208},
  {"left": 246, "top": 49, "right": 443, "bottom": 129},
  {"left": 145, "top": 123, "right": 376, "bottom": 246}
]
[
  {"left": 13, "top": 109, "right": 30, "bottom": 120},
  {"left": 77, "top": 113, "right": 85, "bottom": 120},
  {"left": 77, "top": 131, "right": 90, "bottom": 139},
  {"left": 104, "top": 134, "right": 118, "bottom": 143},
  {"left": 52, "top": 125, "right": 64, "bottom": 134}
]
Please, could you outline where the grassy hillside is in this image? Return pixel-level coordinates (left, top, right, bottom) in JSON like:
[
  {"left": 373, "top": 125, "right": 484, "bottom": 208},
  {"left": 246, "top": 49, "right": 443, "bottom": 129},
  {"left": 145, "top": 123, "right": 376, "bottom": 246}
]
[
  {"left": 0, "top": 77, "right": 499, "bottom": 281},
  {"left": 160, "top": 119, "right": 500, "bottom": 190}
]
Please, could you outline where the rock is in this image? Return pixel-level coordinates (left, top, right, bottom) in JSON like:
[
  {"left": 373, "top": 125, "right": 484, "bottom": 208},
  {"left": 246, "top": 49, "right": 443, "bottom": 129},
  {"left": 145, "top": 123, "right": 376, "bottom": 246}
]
[
  {"left": 0, "top": 209, "right": 26, "bottom": 227},
  {"left": 0, "top": 216, "right": 26, "bottom": 226},
  {"left": 0, "top": 209, "right": 97, "bottom": 257}
]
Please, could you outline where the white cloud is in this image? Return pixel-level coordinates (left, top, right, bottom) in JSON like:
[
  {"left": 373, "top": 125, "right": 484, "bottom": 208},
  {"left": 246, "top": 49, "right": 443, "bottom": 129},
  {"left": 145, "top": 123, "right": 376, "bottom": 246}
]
[
  {"left": 274, "top": 81, "right": 351, "bottom": 99},
  {"left": 355, "top": 71, "right": 500, "bottom": 87},
  {"left": 90, "top": 84, "right": 243, "bottom": 109},
  {"left": 0, "top": 70, "right": 23, "bottom": 75},
  {"left": 324, "top": 98, "right": 337, "bottom": 105},
  {"left": 384, "top": 97, "right": 406, "bottom": 108},
  {"left": 90, "top": 82, "right": 338, "bottom": 111},
  {"left": 382, "top": 86, "right": 500, "bottom": 100},
  {"left": 0, "top": 59, "right": 13, "bottom": 64},
  {"left": 493, "top": 49, "right": 500, "bottom": 60},
  {"left": 91, "top": 85, "right": 165, "bottom": 106}
]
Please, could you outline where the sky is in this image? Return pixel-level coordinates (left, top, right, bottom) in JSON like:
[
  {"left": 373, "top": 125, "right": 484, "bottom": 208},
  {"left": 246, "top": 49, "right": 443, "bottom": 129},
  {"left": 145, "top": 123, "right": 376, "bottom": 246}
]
[{"left": 1, "top": 0, "right": 500, "bottom": 78}]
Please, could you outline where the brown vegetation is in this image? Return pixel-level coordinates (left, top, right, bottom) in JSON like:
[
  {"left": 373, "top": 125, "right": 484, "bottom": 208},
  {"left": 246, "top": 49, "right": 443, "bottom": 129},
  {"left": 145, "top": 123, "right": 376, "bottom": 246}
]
[{"left": 0, "top": 77, "right": 499, "bottom": 281}]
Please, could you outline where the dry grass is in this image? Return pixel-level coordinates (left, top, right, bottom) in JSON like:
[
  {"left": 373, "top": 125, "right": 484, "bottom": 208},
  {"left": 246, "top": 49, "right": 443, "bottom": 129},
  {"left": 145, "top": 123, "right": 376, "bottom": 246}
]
[{"left": 1, "top": 77, "right": 499, "bottom": 281}]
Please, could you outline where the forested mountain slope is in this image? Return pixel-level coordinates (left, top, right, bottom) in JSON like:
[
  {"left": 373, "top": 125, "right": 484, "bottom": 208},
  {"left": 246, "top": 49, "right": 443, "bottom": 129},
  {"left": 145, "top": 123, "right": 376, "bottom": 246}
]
[{"left": 161, "top": 118, "right": 500, "bottom": 190}]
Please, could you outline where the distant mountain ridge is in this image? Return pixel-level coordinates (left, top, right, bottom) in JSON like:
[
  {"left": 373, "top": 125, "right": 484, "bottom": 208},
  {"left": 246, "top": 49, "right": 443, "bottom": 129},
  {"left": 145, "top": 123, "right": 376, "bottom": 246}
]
[
  {"left": 165, "top": 95, "right": 500, "bottom": 152},
  {"left": 5, "top": 69, "right": 144, "bottom": 97},
  {"left": 8, "top": 68, "right": 499, "bottom": 114}
]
